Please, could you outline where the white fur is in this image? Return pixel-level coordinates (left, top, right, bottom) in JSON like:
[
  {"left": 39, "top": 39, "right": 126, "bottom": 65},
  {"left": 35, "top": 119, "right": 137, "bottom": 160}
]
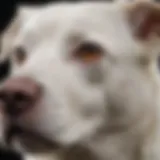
[{"left": 1, "top": 1, "right": 160, "bottom": 160}]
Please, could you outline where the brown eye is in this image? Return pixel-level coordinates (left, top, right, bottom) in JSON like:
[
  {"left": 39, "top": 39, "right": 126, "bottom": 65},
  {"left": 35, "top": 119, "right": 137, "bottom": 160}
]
[
  {"left": 14, "top": 47, "right": 26, "bottom": 65},
  {"left": 73, "top": 42, "right": 104, "bottom": 63}
]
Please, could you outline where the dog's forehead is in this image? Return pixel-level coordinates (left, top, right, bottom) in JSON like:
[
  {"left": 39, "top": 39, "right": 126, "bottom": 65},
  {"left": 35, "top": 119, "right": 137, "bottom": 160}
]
[
  {"left": 15, "top": 2, "right": 138, "bottom": 57},
  {"left": 16, "top": 3, "right": 120, "bottom": 38}
]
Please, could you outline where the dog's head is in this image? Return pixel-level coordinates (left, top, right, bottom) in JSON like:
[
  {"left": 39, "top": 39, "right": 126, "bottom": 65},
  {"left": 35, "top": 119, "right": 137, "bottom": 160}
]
[{"left": 1, "top": 1, "right": 160, "bottom": 154}]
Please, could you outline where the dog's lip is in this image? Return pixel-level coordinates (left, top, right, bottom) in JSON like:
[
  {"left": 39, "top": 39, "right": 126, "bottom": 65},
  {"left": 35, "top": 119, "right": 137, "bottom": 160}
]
[{"left": 6, "top": 125, "right": 60, "bottom": 153}]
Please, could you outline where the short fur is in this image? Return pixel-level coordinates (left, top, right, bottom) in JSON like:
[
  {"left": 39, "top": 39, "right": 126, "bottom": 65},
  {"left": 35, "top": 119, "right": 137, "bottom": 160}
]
[{"left": 1, "top": 1, "right": 160, "bottom": 160}]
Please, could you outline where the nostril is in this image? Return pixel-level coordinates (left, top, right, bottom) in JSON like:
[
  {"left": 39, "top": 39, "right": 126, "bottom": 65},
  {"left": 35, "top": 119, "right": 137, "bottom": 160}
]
[
  {"left": 11, "top": 91, "right": 36, "bottom": 116},
  {"left": 8, "top": 92, "right": 33, "bottom": 116},
  {"left": 14, "top": 91, "right": 32, "bottom": 104},
  {"left": 0, "top": 90, "right": 37, "bottom": 116},
  {"left": 14, "top": 91, "right": 35, "bottom": 109}
]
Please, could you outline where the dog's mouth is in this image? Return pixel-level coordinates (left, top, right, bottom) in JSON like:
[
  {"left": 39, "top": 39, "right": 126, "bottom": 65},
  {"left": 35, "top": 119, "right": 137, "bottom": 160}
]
[
  {"left": 5, "top": 125, "right": 60, "bottom": 153},
  {"left": 5, "top": 125, "right": 97, "bottom": 160}
]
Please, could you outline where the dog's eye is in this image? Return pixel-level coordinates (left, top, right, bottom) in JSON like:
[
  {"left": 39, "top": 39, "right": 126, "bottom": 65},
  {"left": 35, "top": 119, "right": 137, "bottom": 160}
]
[
  {"left": 72, "top": 42, "right": 103, "bottom": 63},
  {"left": 14, "top": 47, "right": 26, "bottom": 65}
]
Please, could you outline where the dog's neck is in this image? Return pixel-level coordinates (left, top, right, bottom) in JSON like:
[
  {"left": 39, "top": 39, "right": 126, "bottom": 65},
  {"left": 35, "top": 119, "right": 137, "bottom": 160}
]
[{"left": 84, "top": 109, "right": 159, "bottom": 160}]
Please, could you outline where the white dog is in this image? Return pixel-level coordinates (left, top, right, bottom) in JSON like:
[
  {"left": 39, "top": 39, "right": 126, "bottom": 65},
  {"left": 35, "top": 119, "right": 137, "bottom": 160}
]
[{"left": 1, "top": 1, "right": 160, "bottom": 160}]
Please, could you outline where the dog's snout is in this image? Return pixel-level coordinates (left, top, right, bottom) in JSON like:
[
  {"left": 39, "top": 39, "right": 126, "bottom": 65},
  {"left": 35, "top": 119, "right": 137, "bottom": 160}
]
[{"left": 0, "top": 77, "right": 41, "bottom": 116}]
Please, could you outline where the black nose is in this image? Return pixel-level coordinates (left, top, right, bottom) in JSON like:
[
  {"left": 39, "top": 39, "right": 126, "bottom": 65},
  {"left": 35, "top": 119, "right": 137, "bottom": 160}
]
[{"left": 0, "top": 77, "right": 41, "bottom": 117}]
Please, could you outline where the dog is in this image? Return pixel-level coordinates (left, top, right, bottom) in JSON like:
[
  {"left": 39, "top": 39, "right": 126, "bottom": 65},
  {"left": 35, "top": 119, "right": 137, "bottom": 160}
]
[
  {"left": 1, "top": 0, "right": 160, "bottom": 160},
  {"left": 0, "top": 1, "right": 128, "bottom": 160},
  {"left": 0, "top": 1, "right": 125, "bottom": 160}
]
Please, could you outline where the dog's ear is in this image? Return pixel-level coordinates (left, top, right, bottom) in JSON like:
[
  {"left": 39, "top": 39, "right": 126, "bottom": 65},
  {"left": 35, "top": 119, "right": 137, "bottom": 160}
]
[{"left": 127, "top": 1, "right": 160, "bottom": 41}]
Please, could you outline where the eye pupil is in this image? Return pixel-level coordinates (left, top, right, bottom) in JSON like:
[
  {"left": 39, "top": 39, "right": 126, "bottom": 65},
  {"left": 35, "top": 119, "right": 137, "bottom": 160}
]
[{"left": 74, "top": 42, "right": 103, "bottom": 63}]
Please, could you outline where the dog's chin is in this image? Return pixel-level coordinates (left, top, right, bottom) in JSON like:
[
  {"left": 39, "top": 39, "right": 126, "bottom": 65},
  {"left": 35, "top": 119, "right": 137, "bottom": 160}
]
[{"left": 6, "top": 126, "right": 61, "bottom": 153}]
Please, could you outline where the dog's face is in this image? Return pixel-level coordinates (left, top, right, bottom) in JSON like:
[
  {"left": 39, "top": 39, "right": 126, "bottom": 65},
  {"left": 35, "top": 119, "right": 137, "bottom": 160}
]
[{"left": 1, "top": 1, "right": 160, "bottom": 153}]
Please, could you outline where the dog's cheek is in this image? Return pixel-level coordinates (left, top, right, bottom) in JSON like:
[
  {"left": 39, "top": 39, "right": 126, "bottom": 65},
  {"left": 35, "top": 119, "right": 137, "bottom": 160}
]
[{"left": 82, "top": 62, "right": 105, "bottom": 85}]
